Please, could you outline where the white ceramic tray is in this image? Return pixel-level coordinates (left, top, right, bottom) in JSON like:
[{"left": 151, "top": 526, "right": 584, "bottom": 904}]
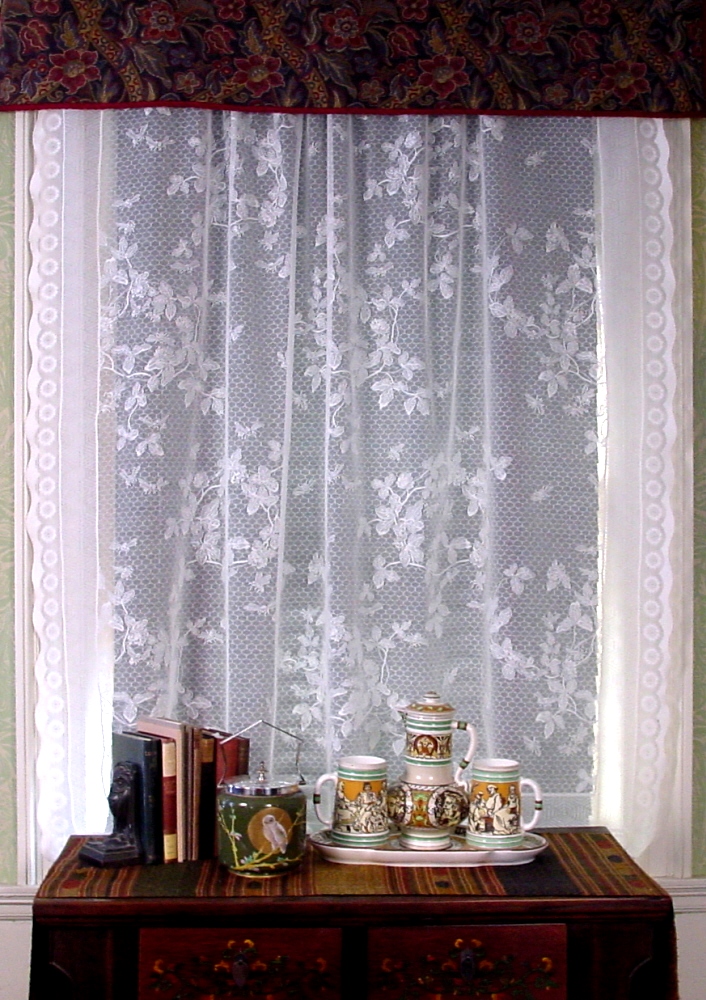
[{"left": 309, "top": 830, "right": 547, "bottom": 867}]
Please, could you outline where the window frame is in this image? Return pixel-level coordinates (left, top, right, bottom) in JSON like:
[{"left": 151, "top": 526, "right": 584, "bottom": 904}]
[{"left": 9, "top": 111, "right": 697, "bottom": 883}]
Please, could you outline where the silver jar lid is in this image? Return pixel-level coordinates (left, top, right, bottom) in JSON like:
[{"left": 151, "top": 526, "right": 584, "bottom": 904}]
[{"left": 219, "top": 762, "right": 301, "bottom": 796}]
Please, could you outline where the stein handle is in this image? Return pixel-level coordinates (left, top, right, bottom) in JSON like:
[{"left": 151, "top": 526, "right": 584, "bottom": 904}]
[
  {"left": 313, "top": 772, "right": 337, "bottom": 827},
  {"left": 520, "top": 777, "right": 543, "bottom": 832},
  {"left": 452, "top": 721, "right": 477, "bottom": 786}
]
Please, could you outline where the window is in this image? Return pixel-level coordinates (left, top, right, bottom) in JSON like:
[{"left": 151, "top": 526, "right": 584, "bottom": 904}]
[{"left": 18, "top": 110, "right": 692, "bottom": 877}]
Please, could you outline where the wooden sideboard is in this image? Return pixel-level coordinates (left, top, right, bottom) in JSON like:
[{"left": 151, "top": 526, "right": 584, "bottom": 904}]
[{"left": 29, "top": 827, "right": 676, "bottom": 1000}]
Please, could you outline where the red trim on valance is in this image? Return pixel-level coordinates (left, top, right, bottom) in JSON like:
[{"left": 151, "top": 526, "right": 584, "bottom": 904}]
[{"left": 0, "top": 1, "right": 703, "bottom": 116}]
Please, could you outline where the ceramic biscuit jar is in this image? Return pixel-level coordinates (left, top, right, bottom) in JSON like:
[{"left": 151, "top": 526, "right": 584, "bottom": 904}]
[{"left": 217, "top": 765, "right": 307, "bottom": 877}]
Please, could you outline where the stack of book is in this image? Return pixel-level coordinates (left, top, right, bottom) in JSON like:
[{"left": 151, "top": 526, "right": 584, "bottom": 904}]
[{"left": 112, "top": 719, "right": 250, "bottom": 864}]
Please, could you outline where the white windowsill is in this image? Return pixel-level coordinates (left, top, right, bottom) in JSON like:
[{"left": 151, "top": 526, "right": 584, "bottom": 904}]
[
  {"left": 658, "top": 878, "right": 706, "bottom": 913},
  {"left": 0, "top": 886, "right": 36, "bottom": 920}
]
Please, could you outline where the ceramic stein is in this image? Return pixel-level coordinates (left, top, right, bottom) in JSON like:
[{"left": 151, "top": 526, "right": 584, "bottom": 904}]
[
  {"left": 313, "top": 755, "right": 389, "bottom": 847},
  {"left": 387, "top": 691, "right": 477, "bottom": 850},
  {"left": 465, "top": 758, "right": 542, "bottom": 849},
  {"left": 217, "top": 765, "right": 307, "bottom": 877}
]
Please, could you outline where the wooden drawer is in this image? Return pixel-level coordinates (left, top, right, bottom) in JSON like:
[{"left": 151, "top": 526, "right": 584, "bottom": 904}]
[
  {"left": 368, "top": 924, "right": 567, "bottom": 999},
  {"left": 139, "top": 927, "right": 342, "bottom": 998}
]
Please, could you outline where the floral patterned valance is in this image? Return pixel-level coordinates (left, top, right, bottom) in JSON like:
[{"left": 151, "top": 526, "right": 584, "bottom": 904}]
[{"left": 0, "top": 1, "right": 704, "bottom": 115}]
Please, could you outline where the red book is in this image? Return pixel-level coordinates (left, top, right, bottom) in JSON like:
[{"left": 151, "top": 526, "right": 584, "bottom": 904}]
[
  {"left": 189, "top": 727, "right": 202, "bottom": 861},
  {"left": 154, "top": 736, "right": 177, "bottom": 863},
  {"left": 137, "top": 718, "right": 187, "bottom": 862},
  {"left": 204, "top": 730, "right": 251, "bottom": 785},
  {"left": 236, "top": 736, "right": 250, "bottom": 779}
]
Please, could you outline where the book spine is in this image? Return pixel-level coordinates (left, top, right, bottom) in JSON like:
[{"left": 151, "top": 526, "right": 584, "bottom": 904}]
[
  {"left": 214, "top": 737, "right": 241, "bottom": 786},
  {"left": 199, "top": 733, "right": 216, "bottom": 860},
  {"left": 237, "top": 736, "right": 250, "bottom": 777},
  {"left": 160, "top": 739, "right": 178, "bottom": 863},
  {"left": 112, "top": 732, "right": 162, "bottom": 865},
  {"left": 140, "top": 740, "right": 161, "bottom": 864},
  {"left": 189, "top": 727, "right": 202, "bottom": 861},
  {"left": 184, "top": 725, "right": 191, "bottom": 860},
  {"left": 135, "top": 718, "right": 186, "bottom": 863}
]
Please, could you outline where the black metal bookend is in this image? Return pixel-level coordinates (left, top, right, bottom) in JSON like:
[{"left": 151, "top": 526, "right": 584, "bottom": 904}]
[{"left": 79, "top": 760, "right": 143, "bottom": 867}]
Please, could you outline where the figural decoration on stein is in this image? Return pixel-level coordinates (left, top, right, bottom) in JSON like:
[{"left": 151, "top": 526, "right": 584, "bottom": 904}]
[
  {"left": 386, "top": 691, "right": 477, "bottom": 850},
  {"left": 313, "top": 755, "right": 389, "bottom": 847},
  {"left": 464, "top": 757, "right": 543, "bottom": 850}
]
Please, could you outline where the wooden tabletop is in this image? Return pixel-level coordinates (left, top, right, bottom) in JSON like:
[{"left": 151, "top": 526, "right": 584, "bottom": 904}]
[{"left": 33, "top": 826, "right": 673, "bottom": 922}]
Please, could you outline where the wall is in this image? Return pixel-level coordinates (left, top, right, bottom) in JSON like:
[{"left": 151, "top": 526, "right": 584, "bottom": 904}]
[
  {"left": 674, "top": 909, "right": 706, "bottom": 1000},
  {"left": 0, "top": 893, "right": 32, "bottom": 1000}
]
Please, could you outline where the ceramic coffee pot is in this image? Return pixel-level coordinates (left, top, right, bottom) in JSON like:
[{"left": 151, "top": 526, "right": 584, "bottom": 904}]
[{"left": 386, "top": 691, "right": 477, "bottom": 850}]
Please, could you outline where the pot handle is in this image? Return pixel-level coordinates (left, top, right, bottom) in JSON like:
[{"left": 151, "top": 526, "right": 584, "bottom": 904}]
[
  {"left": 312, "top": 772, "right": 337, "bottom": 827},
  {"left": 452, "top": 721, "right": 477, "bottom": 786}
]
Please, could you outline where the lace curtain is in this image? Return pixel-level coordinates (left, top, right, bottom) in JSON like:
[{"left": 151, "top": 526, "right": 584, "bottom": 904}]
[{"left": 24, "top": 110, "right": 692, "bottom": 875}]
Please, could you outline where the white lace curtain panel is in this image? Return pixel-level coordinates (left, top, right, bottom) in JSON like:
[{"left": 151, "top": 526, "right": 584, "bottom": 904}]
[{"left": 24, "top": 110, "right": 692, "bottom": 875}]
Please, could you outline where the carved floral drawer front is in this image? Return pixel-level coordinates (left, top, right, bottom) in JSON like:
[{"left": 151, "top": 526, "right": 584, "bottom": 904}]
[
  {"left": 368, "top": 924, "right": 567, "bottom": 1000},
  {"left": 139, "top": 927, "right": 341, "bottom": 999}
]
